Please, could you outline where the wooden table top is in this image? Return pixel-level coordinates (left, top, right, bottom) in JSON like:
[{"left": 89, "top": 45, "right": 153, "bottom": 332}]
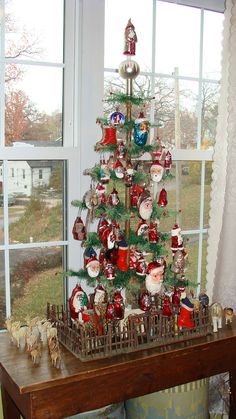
[{"left": 1, "top": 322, "right": 236, "bottom": 418}]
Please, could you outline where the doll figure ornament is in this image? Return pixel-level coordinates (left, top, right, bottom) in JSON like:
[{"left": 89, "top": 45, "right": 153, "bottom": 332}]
[
  {"left": 145, "top": 261, "right": 165, "bottom": 295},
  {"left": 72, "top": 216, "right": 86, "bottom": 241},
  {"left": 69, "top": 284, "right": 88, "bottom": 321},
  {"left": 171, "top": 224, "right": 184, "bottom": 254}
]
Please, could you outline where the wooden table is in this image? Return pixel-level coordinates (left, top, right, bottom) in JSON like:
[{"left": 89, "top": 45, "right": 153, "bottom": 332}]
[{"left": 1, "top": 321, "right": 236, "bottom": 419}]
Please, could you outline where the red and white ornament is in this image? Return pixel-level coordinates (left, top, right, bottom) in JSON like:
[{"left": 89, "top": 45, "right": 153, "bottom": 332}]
[
  {"left": 139, "top": 291, "right": 151, "bottom": 311},
  {"left": 108, "top": 187, "right": 120, "bottom": 207},
  {"left": 157, "top": 188, "right": 168, "bottom": 207},
  {"left": 171, "top": 224, "right": 184, "bottom": 254},
  {"left": 149, "top": 221, "right": 160, "bottom": 243},
  {"left": 116, "top": 141, "right": 126, "bottom": 160},
  {"left": 86, "top": 256, "right": 100, "bottom": 278},
  {"left": 94, "top": 284, "right": 107, "bottom": 304},
  {"left": 136, "top": 219, "right": 149, "bottom": 237},
  {"left": 113, "top": 290, "right": 124, "bottom": 320},
  {"left": 138, "top": 189, "right": 153, "bottom": 221},
  {"left": 164, "top": 150, "right": 172, "bottom": 174},
  {"left": 150, "top": 161, "right": 164, "bottom": 183},
  {"left": 116, "top": 239, "right": 129, "bottom": 272},
  {"left": 145, "top": 261, "right": 165, "bottom": 295},
  {"left": 114, "top": 160, "right": 125, "bottom": 179},
  {"left": 105, "top": 262, "right": 116, "bottom": 280},
  {"left": 69, "top": 284, "right": 88, "bottom": 321},
  {"left": 72, "top": 216, "right": 86, "bottom": 241}
]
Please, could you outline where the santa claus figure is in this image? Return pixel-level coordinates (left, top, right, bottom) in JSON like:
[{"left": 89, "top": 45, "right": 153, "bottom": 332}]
[
  {"left": 123, "top": 18, "right": 138, "bottom": 56},
  {"left": 136, "top": 220, "right": 149, "bottom": 238},
  {"left": 164, "top": 150, "right": 172, "bottom": 174},
  {"left": 108, "top": 188, "right": 120, "bottom": 207},
  {"left": 86, "top": 256, "right": 100, "bottom": 278},
  {"left": 149, "top": 221, "right": 160, "bottom": 243},
  {"left": 114, "top": 160, "right": 125, "bottom": 179},
  {"left": 138, "top": 189, "right": 153, "bottom": 220},
  {"left": 150, "top": 161, "right": 164, "bottom": 183},
  {"left": 94, "top": 284, "right": 107, "bottom": 305},
  {"left": 69, "top": 284, "right": 88, "bottom": 321},
  {"left": 145, "top": 260, "right": 165, "bottom": 295},
  {"left": 72, "top": 216, "right": 86, "bottom": 241},
  {"left": 171, "top": 224, "right": 184, "bottom": 254}
]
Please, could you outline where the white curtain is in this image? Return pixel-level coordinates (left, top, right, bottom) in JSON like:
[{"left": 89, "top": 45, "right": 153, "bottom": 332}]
[{"left": 207, "top": 0, "right": 236, "bottom": 310}]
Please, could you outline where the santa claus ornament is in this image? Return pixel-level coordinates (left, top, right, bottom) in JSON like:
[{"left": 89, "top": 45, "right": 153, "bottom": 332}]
[
  {"left": 171, "top": 249, "right": 185, "bottom": 274},
  {"left": 94, "top": 284, "right": 107, "bottom": 305},
  {"left": 162, "top": 296, "right": 172, "bottom": 316},
  {"left": 114, "top": 160, "right": 125, "bottom": 179},
  {"left": 108, "top": 188, "right": 120, "bottom": 207},
  {"left": 108, "top": 110, "right": 125, "bottom": 127},
  {"left": 145, "top": 260, "right": 165, "bottom": 295},
  {"left": 138, "top": 189, "right": 153, "bottom": 220},
  {"left": 116, "top": 141, "right": 126, "bottom": 160},
  {"left": 83, "top": 247, "right": 97, "bottom": 269},
  {"left": 171, "top": 224, "right": 184, "bottom": 254},
  {"left": 135, "top": 219, "right": 149, "bottom": 238},
  {"left": 72, "top": 215, "right": 86, "bottom": 241},
  {"left": 150, "top": 161, "right": 164, "bottom": 183},
  {"left": 100, "top": 159, "right": 110, "bottom": 184},
  {"left": 96, "top": 182, "right": 106, "bottom": 205},
  {"left": 124, "top": 159, "right": 134, "bottom": 186},
  {"left": 86, "top": 256, "right": 100, "bottom": 278},
  {"left": 113, "top": 290, "right": 125, "bottom": 319},
  {"left": 164, "top": 150, "right": 172, "bottom": 175},
  {"left": 105, "top": 263, "right": 116, "bottom": 280},
  {"left": 69, "top": 284, "right": 88, "bottom": 321},
  {"left": 149, "top": 221, "right": 160, "bottom": 243},
  {"left": 134, "top": 111, "right": 149, "bottom": 146}
]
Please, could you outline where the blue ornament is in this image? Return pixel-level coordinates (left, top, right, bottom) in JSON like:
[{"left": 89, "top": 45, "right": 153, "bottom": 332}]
[
  {"left": 133, "top": 112, "right": 149, "bottom": 146},
  {"left": 108, "top": 111, "right": 125, "bottom": 127}
]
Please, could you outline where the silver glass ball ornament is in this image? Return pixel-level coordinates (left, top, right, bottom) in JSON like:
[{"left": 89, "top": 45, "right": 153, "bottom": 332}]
[{"left": 118, "top": 59, "right": 140, "bottom": 80}]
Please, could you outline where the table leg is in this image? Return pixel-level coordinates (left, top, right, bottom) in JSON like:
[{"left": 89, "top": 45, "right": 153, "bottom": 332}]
[
  {"left": 229, "top": 370, "right": 236, "bottom": 419},
  {"left": 1, "top": 385, "right": 21, "bottom": 419}
]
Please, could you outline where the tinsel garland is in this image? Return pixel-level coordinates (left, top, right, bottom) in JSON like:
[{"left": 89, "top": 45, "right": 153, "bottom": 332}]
[
  {"left": 95, "top": 201, "right": 130, "bottom": 222},
  {"left": 82, "top": 232, "right": 102, "bottom": 248},
  {"left": 128, "top": 229, "right": 167, "bottom": 255},
  {"left": 71, "top": 200, "right": 87, "bottom": 210}
]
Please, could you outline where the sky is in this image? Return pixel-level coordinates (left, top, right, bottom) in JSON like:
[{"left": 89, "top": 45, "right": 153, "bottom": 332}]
[{"left": 5, "top": 0, "right": 224, "bottom": 114}]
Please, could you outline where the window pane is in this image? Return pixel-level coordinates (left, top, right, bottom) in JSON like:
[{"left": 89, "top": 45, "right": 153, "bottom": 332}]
[
  {"left": 203, "top": 11, "right": 224, "bottom": 80},
  {"left": 8, "top": 160, "right": 65, "bottom": 244},
  {"left": 185, "top": 234, "right": 199, "bottom": 290},
  {"left": 5, "top": 0, "right": 64, "bottom": 63},
  {"left": 155, "top": 2, "right": 201, "bottom": 76},
  {"left": 201, "top": 82, "right": 220, "bottom": 149},
  {"left": 201, "top": 233, "right": 208, "bottom": 292},
  {"left": 10, "top": 247, "right": 64, "bottom": 322},
  {"left": 105, "top": 0, "right": 153, "bottom": 71},
  {"left": 204, "top": 162, "right": 212, "bottom": 228},
  {"left": 5, "top": 65, "right": 63, "bottom": 146},
  {"left": 0, "top": 251, "right": 6, "bottom": 328}
]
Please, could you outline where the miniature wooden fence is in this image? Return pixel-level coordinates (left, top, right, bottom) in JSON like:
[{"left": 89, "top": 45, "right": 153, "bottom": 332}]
[{"left": 47, "top": 303, "right": 211, "bottom": 361}]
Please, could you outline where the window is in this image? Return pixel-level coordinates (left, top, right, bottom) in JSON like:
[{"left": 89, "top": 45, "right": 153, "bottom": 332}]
[
  {"left": 39, "top": 169, "right": 43, "bottom": 180},
  {"left": 11, "top": 168, "right": 14, "bottom": 177},
  {"left": 104, "top": 0, "right": 224, "bottom": 294}
]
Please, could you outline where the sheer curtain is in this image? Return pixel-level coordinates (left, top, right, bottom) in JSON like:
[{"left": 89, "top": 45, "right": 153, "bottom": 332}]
[{"left": 207, "top": 0, "right": 236, "bottom": 309}]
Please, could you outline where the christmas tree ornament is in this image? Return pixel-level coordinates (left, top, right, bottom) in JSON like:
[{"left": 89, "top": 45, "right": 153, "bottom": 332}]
[
  {"left": 138, "top": 189, "right": 153, "bottom": 220},
  {"left": 72, "top": 215, "right": 86, "bottom": 241},
  {"left": 171, "top": 224, "right": 184, "bottom": 254},
  {"left": 105, "top": 262, "right": 116, "bottom": 280},
  {"left": 111, "top": 220, "right": 123, "bottom": 243},
  {"left": 178, "top": 284, "right": 186, "bottom": 300},
  {"left": 86, "top": 256, "right": 100, "bottom": 278},
  {"left": 97, "top": 126, "right": 117, "bottom": 146},
  {"left": 171, "top": 249, "right": 185, "bottom": 274},
  {"left": 113, "top": 290, "right": 125, "bottom": 320},
  {"left": 164, "top": 150, "right": 172, "bottom": 174},
  {"left": 96, "top": 182, "right": 106, "bottom": 205},
  {"left": 99, "top": 247, "right": 106, "bottom": 269},
  {"left": 106, "top": 244, "right": 119, "bottom": 265},
  {"left": 157, "top": 188, "right": 168, "bottom": 207},
  {"left": 124, "top": 159, "right": 134, "bottom": 186},
  {"left": 133, "top": 111, "right": 150, "bottom": 146},
  {"left": 152, "top": 144, "right": 165, "bottom": 160},
  {"left": 114, "top": 160, "right": 125, "bottom": 179},
  {"left": 145, "top": 261, "right": 165, "bottom": 295},
  {"left": 119, "top": 59, "right": 140, "bottom": 80},
  {"left": 162, "top": 296, "right": 172, "bottom": 316},
  {"left": 172, "top": 286, "right": 181, "bottom": 305},
  {"left": 149, "top": 221, "right": 160, "bottom": 243},
  {"left": 130, "top": 184, "right": 139, "bottom": 208},
  {"left": 177, "top": 297, "right": 194, "bottom": 329},
  {"left": 83, "top": 247, "right": 97, "bottom": 269},
  {"left": 135, "top": 220, "right": 149, "bottom": 238},
  {"left": 139, "top": 291, "right": 151, "bottom": 311},
  {"left": 129, "top": 247, "right": 138, "bottom": 270},
  {"left": 150, "top": 161, "right": 164, "bottom": 183},
  {"left": 116, "top": 239, "right": 129, "bottom": 272},
  {"left": 116, "top": 141, "right": 126, "bottom": 160},
  {"left": 135, "top": 254, "right": 146, "bottom": 276},
  {"left": 108, "top": 110, "right": 125, "bottom": 127},
  {"left": 107, "top": 301, "right": 116, "bottom": 321},
  {"left": 123, "top": 18, "right": 138, "bottom": 56},
  {"left": 100, "top": 159, "right": 110, "bottom": 184},
  {"left": 94, "top": 284, "right": 107, "bottom": 305},
  {"left": 69, "top": 284, "right": 88, "bottom": 321},
  {"left": 108, "top": 187, "right": 120, "bottom": 207},
  {"left": 100, "top": 225, "right": 116, "bottom": 249},
  {"left": 98, "top": 216, "right": 109, "bottom": 240}
]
